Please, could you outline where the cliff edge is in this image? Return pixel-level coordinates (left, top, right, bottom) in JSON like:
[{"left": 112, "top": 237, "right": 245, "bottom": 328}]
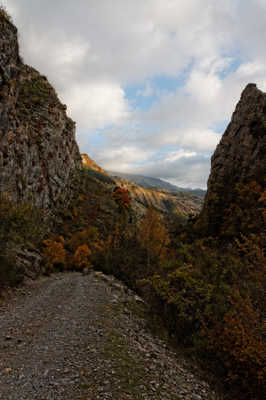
[
  {"left": 0, "top": 11, "right": 81, "bottom": 209},
  {"left": 199, "top": 83, "right": 266, "bottom": 236}
]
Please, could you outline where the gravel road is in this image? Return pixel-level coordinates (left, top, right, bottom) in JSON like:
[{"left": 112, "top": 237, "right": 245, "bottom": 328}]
[{"left": 0, "top": 271, "right": 218, "bottom": 399}]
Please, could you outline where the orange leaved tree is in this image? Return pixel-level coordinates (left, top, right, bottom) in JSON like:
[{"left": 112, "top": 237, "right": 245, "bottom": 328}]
[
  {"left": 112, "top": 187, "right": 131, "bottom": 213},
  {"left": 72, "top": 244, "right": 92, "bottom": 270},
  {"left": 137, "top": 209, "right": 170, "bottom": 267},
  {"left": 43, "top": 237, "right": 66, "bottom": 272}
]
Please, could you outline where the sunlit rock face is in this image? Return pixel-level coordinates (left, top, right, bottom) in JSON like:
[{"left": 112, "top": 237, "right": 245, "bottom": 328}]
[
  {"left": 199, "top": 83, "right": 266, "bottom": 236},
  {"left": 81, "top": 154, "right": 107, "bottom": 175},
  {"left": 0, "top": 13, "right": 81, "bottom": 209}
]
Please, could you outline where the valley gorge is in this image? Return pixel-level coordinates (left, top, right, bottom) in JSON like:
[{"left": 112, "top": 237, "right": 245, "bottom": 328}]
[
  {"left": 0, "top": 8, "right": 265, "bottom": 400},
  {"left": 81, "top": 153, "right": 203, "bottom": 217}
]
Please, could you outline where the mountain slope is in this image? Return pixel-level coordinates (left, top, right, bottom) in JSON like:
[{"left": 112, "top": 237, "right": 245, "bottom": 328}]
[
  {"left": 81, "top": 155, "right": 203, "bottom": 216},
  {"left": 109, "top": 171, "right": 206, "bottom": 198},
  {"left": 112, "top": 178, "right": 203, "bottom": 216}
]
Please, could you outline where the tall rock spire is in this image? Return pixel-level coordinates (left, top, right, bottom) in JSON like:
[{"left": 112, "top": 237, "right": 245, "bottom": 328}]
[{"left": 198, "top": 83, "right": 266, "bottom": 237}]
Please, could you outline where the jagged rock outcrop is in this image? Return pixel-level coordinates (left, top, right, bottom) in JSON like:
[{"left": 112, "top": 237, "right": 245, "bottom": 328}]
[
  {"left": 199, "top": 83, "right": 266, "bottom": 236},
  {"left": 0, "top": 12, "right": 81, "bottom": 209}
]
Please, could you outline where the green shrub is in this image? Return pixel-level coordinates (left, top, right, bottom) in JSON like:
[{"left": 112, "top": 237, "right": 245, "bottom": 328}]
[
  {"left": 0, "top": 253, "right": 24, "bottom": 286},
  {"left": 0, "top": 195, "right": 46, "bottom": 286},
  {"left": 18, "top": 76, "right": 54, "bottom": 108}
]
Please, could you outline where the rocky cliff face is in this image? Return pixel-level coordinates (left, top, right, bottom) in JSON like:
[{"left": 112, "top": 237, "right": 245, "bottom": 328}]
[
  {"left": 199, "top": 83, "right": 266, "bottom": 236},
  {"left": 0, "top": 12, "right": 81, "bottom": 209}
]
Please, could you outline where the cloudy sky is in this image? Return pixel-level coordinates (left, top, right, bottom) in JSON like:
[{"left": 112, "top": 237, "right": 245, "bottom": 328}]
[{"left": 3, "top": 0, "right": 266, "bottom": 188}]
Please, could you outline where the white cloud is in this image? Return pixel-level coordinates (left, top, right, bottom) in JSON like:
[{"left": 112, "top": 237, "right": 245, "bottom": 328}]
[
  {"left": 177, "top": 129, "right": 220, "bottom": 152},
  {"left": 3, "top": 0, "right": 266, "bottom": 188},
  {"left": 186, "top": 71, "right": 222, "bottom": 103},
  {"left": 60, "top": 82, "right": 130, "bottom": 132},
  {"left": 98, "top": 146, "right": 154, "bottom": 173},
  {"left": 237, "top": 61, "right": 265, "bottom": 77},
  {"left": 147, "top": 127, "right": 220, "bottom": 153},
  {"left": 165, "top": 150, "right": 197, "bottom": 163},
  {"left": 133, "top": 152, "right": 211, "bottom": 189}
]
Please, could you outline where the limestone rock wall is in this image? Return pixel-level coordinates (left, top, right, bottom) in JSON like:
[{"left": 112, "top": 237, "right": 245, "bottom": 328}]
[
  {"left": 199, "top": 83, "right": 266, "bottom": 235},
  {"left": 0, "top": 13, "right": 81, "bottom": 209}
]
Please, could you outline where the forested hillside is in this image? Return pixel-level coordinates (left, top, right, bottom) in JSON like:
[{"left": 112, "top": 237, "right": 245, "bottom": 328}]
[
  {"left": 109, "top": 171, "right": 206, "bottom": 198},
  {"left": 81, "top": 155, "right": 203, "bottom": 217}
]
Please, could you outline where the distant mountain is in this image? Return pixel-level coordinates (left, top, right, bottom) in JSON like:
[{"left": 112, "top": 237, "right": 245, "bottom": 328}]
[
  {"left": 80, "top": 156, "right": 203, "bottom": 216},
  {"left": 108, "top": 171, "right": 206, "bottom": 198},
  {"left": 112, "top": 178, "right": 203, "bottom": 217}
]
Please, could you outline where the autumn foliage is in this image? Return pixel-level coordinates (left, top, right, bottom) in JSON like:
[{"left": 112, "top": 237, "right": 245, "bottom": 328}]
[
  {"left": 205, "top": 294, "right": 266, "bottom": 391},
  {"left": 72, "top": 244, "right": 92, "bottom": 270},
  {"left": 41, "top": 169, "right": 265, "bottom": 399},
  {"left": 42, "top": 226, "right": 102, "bottom": 272},
  {"left": 112, "top": 187, "right": 131, "bottom": 212},
  {"left": 43, "top": 237, "right": 66, "bottom": 272},
  {"left": 222, "top": 180, "right": 266, "bottom": 237},
  {"left": 137, "top": 209, "right": 170, "bottom": 265}
]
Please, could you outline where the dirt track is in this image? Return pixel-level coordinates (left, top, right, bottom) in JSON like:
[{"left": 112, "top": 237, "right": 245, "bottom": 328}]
[{"left": 0, "top": 272, "right": 217, "bottom": 399}]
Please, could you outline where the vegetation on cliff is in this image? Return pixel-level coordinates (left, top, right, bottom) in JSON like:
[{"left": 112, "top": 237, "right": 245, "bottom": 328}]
[
  {"left": 0, "top": 194, "right": 46, "bottom": 285},
  {"left": 0, "top": 5, "right": 12, "bottom": 22}
]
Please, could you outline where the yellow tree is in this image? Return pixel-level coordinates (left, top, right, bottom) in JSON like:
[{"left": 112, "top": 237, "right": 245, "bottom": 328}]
[{"left": 137, "top": 209, "right": 170, "bottom": 266}]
